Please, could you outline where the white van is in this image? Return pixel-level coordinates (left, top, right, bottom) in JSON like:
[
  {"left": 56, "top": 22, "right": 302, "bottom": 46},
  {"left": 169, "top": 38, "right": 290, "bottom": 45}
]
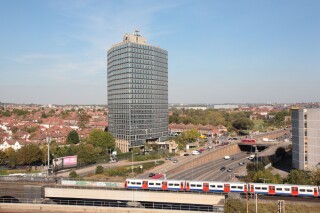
[
  {"left": 224, "top": 155, "right": 230, "bottom": 160},
  {"left": 192, "top": 150, "right": 200, "bottom": 155}
]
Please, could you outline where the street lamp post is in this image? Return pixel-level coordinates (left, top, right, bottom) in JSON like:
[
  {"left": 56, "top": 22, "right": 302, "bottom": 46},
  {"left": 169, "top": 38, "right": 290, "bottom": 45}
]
[{"left": 46, "top": 137, "right": 51, "bottom": 176}]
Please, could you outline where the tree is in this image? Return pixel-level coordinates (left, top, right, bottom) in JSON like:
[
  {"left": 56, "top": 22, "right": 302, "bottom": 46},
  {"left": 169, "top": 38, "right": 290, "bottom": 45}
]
[
  {"left": 69, "top": 170, "right": 79, "bottom": 179},
  {"left": 96, "top": 165, "right": 104, "bottom": 174},
  {"left": 310, "top": 169, "right": 320, "bottom": 186},
  {"left": 0, "top": 150, "right": 7, "bottom": 164},
  {"left": 232, "top": 118, "right": 254, "bottom": 130},
  {"left": 67, "top": 130, "right": 80, "bottom": 144},
  {"left": 286, "top": 170, "right": 311, "bottom": 185},
  {"left": 181, "top": 128, "right": 200, "bottom": 142},
  {"left": 78, "top": 112, "right": 90, "bottom": 129},
  {"left": 77, "top": 144, "right": 98, "bottom": 165},
  {"left": 87, "top": 129, "right": 115, "bottom": 152},
  {"left": 16, "top": 144, "right": 42, "bottom": 165},
  {"left": 5, "top": 148, "right": 17, "bottom": 168}
]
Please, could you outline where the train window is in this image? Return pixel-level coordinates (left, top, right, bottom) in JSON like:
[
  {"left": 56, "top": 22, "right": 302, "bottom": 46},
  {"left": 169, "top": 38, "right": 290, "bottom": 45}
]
[
  {"left": 307, "top": 189, "right": 313, "bottom": 192},
  {"left": 131, "top": 182, "right": 135, "bottom": 184},
  {"left": 174, "top": 184, "right": 179, "bottom": 186},
  {"left": 217, "top": 185, "right": 223, "bottom": 188},
  {"left": 261, "top": 187, "right": 266, "bottom": 190},
  {"left": 210, "top": 185, "right": 215, "bottom": 188},
  {"left": 168, "top": 183, "right": 173, "bottom": 186},
  {"left": 149, "top": 183, "right": 154, "bottom": 186},
  {"left": 299, "top": 189, "right": 306, "bottom": 192},
  {"left": 156, "top": 183, "right": 161, "bottom": 186},
  {"left": 127, "top": 181, "right": 130, "bottom": 184},
  {"left": 276, "top": 188, "right": 282, "bottom": 191},
  {"left": 197, "top": 184, "right": 202, "bottom": 187},
  {"left": 231, "top": 186, "right": 236, "bottom": 189},
  {"left": 238, "top": 186, "right": 243, "bottom": 189},
  {"left": 284, "top": 188, "right": 290, "bottom": 191},
  {"left": 255, "top": 187, "right": 261, "bottom": 190},
  {"left": 191, "top": 184, "right": 196, "bottom": 187},
  {"left": 137, "top": 182, "right": 141, "bottom": 185}
]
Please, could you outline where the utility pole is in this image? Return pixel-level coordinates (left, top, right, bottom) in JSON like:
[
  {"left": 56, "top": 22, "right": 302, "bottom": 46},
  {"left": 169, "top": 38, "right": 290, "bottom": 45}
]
[
  {"left": 255, "top": 194, "right": 258, "bottom": 213},
  {"left": 246, "top": 182, "right": 249, "bottom": 213}
]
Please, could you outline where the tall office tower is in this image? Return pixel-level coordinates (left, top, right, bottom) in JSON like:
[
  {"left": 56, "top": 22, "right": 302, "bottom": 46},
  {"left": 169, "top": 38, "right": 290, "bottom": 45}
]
[
  {"left": 107, "top": 31, "right": 168, "bottom": 152},
  {"left": 292, "top": 108, "right": 320, "bottom": 170}
]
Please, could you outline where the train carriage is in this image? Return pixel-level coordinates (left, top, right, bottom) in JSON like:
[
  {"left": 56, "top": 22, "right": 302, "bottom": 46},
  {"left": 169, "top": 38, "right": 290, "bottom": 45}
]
[
  {"left": 126, "top": 178, "right": 319, "bottom": 198},
  {"left": 186, "top": 181, "right": 207, "bottom": 192},
  {"left": 166, "top": 180, "right": 185, "bottom": 191}
]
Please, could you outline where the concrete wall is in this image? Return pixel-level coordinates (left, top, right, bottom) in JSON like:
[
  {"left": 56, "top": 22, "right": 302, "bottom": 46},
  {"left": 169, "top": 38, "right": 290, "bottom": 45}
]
[
  {"left": 0, "top": 183, "right": 43, "bottom": 202},
  {"left": 0, "top": 203, "right": 208, "bottom": 213},
  {"left": 45, "top": 187, "right": 224, "bottom": 205}
]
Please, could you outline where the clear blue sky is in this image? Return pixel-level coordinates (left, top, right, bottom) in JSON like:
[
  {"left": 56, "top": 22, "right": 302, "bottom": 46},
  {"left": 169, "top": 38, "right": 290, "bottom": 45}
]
[{"left": 0, "top": 0, "right": 319, "bottom": 105}]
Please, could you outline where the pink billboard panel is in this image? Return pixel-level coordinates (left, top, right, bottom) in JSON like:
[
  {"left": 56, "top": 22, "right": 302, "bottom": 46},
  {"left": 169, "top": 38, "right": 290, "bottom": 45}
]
[{"left": 63, "top": 155, "right": 77, "bottom": 166}]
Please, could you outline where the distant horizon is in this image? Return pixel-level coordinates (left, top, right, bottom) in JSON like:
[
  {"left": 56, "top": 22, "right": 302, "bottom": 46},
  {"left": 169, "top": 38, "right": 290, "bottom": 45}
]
[
  {"left": 1, "top": 101, "right": 318, "bottom": 106},
  {"left": 1, "top": 1, "right": 319, "bottom": 104}
]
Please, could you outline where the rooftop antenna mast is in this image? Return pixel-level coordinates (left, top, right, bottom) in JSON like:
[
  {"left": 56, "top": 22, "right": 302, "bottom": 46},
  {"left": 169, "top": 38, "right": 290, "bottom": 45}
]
[{"left": 134, "top": 29, "right": 140, "bottom": 36}]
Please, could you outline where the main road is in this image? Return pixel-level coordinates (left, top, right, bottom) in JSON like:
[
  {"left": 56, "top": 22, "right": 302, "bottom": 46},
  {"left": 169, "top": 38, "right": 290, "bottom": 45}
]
[{"left": 167, "top": 152, "right": 252, "bottom": 181}]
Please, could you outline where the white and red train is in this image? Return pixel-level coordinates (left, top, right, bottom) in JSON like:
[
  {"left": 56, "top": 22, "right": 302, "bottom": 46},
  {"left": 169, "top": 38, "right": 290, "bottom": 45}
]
[{"left": 125, "top": 179, "right": 319, "bottom": 198}]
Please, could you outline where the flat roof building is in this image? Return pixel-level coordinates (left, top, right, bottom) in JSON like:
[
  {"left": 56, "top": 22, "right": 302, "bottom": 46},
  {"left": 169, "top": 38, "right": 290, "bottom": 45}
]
[
  {"left": 107, "top": 31, "right": 168, "bottom": 152},
  {"left": 292, "top": 108, "right": 320, "bottom": 170}
]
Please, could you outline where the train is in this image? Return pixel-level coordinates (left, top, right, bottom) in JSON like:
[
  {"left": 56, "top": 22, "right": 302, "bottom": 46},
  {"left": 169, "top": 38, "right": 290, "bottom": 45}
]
[{"left": 125, "top": 178, "right": 319, "bottom": 198}]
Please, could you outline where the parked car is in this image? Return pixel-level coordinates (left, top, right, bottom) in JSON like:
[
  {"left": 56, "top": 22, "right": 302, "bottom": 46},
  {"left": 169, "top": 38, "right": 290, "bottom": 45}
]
[
  {"left": 220, "top": 166, "right": 226, "bottom": 171},
  {"left": 149, "top": 173, "right": 156, "bottom": 177},
  {"left": 227, "top": 168, "right": 233, "bottom": 172}
]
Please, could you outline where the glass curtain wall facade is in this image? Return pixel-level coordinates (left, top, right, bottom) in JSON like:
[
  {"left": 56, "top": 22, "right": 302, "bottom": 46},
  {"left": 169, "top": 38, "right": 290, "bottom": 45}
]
[{"left": 107, "top": 32, "right": 168, "bottom": 150}]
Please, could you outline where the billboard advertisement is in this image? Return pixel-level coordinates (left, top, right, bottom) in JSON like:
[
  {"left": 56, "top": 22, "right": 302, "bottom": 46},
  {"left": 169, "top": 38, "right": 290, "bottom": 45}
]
[{"left": 53, "top": 155, "right": 77, "bottom": 171}]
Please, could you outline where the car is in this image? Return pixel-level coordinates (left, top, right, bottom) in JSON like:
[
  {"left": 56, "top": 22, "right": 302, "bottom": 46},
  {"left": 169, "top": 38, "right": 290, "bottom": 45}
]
[
  {"left": 227, "top": 168, "right": 232, "bottom": 172},
  {"left": 149, "top": 173, "right": 156, "bottom": 177},
  {"left": 224, "top": 156, "right": 230, "bottom": 160},
  {"left": 173, "top": 160, "right": 178, "bottom": 163},
  {"left": 239, "top": 162, "right": 245, "bottom": 166},
  {"left": 220, "top": 166, "right": 226, "bottom": 171},
  {"left": 184, "top": 153, "right": 190, "bottom": 156},
  {"left": 192, "top": 150, "right": 200, "bottom": 155},
  {"left": 231, "top": 157, "right": 235, "bottom": 160}
]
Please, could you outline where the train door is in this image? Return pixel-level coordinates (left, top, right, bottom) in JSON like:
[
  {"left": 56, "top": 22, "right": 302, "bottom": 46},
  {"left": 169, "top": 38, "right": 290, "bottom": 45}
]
[
  {"left": 291, "top": 187, "right": 298, "bottom": 196},
  {"left": 224, "top": 184, "right": 230, "bottom": 193},
  {"left": 244, "top": 184, "right": 247, "bottom": 193},
  {"left": 180, "top": 182, "right": 184, "bottom": 191},
  {"left": 162, "top": 181, "right": 168, "bottom": 190},
  {"left": 186, "top": 182, "right": 190, "bottom": 191},
  {"left": 203, "top": 183, "right": 209, "bottom": 192},
  {"left": 250, "top": 184, "right": 254, "bottom": 193},
  {"left": 268, "top": 186, "right": 275, "bottom": 195},
  {"left": 314, "top": 188, "right": 318, "bottom": 197},
  {"left": 142, "top": 181, "right": 148, "bottom": 189},
  {"left": 125, "top": 181, "right": 127, "bottom": 188}
]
